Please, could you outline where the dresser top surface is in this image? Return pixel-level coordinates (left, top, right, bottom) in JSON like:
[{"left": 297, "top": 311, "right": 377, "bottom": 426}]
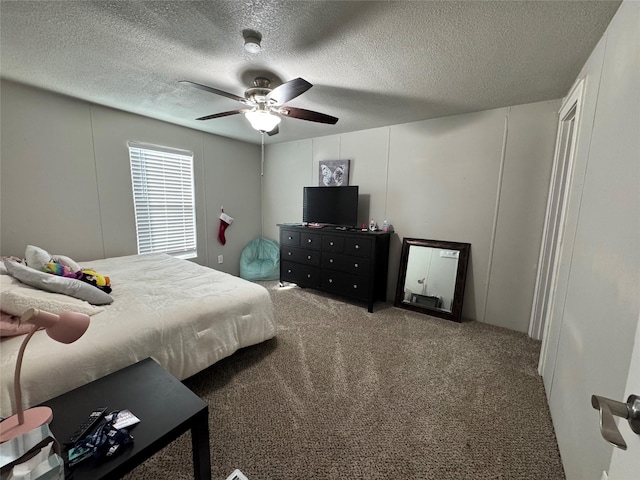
[{"left": 278, "top": 224, "right": 390, "bottom": 237}]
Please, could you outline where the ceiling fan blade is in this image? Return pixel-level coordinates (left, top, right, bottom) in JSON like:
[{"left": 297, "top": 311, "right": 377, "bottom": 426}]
[
  {"left": 180, "top": 80, "right": 249, "bottom": 105},
  {"left": 267, "top": 125, "right": 279, "bottom": 136},
  {"left": 196, "top": 110, "right": 246, "bottom": 121},
  {"left": 266, "top": 77, "right": 312, "bottom": 105},
  {"left": 279, "top": 107, "right": 338, "bottom": 125}
]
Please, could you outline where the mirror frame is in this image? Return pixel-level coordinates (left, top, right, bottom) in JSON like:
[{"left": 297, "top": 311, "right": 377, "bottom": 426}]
[{"left": 394, "top": 238, "right": 471, "bottom": 323}]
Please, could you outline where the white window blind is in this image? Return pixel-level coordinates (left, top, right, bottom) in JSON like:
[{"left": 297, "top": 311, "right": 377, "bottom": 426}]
[{"left": 128, "top": 142, "right": 197, "bottom": 258}]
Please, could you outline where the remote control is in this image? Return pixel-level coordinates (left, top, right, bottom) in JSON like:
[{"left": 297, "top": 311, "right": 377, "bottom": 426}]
[{"left": 64, "top": 407, "right": 108, "bottom": 445}]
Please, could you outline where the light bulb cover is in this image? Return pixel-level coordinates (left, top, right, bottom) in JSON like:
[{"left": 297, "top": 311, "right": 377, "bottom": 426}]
[
  {"left": 244, "top": 36, "right": 261, "bottom": 53},
  {"left": 245, "top": 110, "right": 281, "bottom": 132}
]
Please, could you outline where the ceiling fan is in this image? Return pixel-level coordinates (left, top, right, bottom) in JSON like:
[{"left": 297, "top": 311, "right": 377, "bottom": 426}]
[{"left": 180, "top": 77, "right": 338, "bottom": 136}]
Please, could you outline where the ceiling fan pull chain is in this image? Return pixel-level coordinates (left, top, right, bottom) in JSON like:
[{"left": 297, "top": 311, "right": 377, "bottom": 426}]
[{"left": 261, "top": 132, "right": 265, "bottom": 177}]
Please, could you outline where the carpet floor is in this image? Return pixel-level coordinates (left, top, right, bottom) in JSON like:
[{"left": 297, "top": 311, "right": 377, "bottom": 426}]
[{"left": 124, "top": 282, "right": 565, "bottom": 479}]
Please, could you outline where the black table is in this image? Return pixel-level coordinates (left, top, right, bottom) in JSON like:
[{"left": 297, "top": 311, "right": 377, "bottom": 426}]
[{"left": 41, "top": 358, "right": 211, "bottom": 479}]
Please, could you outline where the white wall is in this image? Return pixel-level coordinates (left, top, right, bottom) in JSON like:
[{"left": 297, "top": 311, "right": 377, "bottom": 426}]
[
  {"left": 263, "top": 102, "right": 559, "bottom": 331},
  {"left": 0, "top": 80, "right": 261, "bottom": 275},
  {"left": 542, "top": 1, "right": 640, "bottom": 478},
  {"left": 0, "top": 81, "right": 103, "bottom": 262}
]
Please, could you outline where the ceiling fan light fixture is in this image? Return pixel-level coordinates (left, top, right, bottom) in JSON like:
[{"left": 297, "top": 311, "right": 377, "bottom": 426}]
[
  {"left": 182, "top": 76, "right": 338, "bottom": 135},
  {"left": 245, "top": 109, "right": 281, "bottom": 132},
  {"left": 244, "top": 35, "right": 261, "bottom": 53}
]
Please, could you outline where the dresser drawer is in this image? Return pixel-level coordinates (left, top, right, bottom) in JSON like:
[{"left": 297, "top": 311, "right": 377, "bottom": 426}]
[
  {"left": 321, "top": 271, "right": 369, "bottom": 301},
  {"left": 281, "top": 261, "right": 320, "bottom": 287},
  {"left": 281, "top": 246, "right": 321, "bottom": 266},
  {"left": 322, "top": 252, "right": 370, "bottom": 276},
  {"left": 345, "top": 237, "right": 372, "bottom": 257},
  {"left": 281, "top": 230, "right": 300, "bottom": 246},
  {"left": 300, "top": 232, "right": 321, "bottom": 250},
  {"left": 322, "top": 235, "right": 344, "bottom": 253}
]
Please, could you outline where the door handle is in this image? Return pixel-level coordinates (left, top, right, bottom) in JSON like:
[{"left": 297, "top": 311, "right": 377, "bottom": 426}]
[{"left": 591, "top": 394, "right": 640, "bottom": 450}]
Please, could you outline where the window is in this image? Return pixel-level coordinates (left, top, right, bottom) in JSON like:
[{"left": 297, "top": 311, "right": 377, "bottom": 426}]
[{"left": 128, "top": 142, "right": 197, "bottom": 259}]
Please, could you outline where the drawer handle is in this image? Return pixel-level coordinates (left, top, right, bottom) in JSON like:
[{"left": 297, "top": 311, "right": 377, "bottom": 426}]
[
  {"left": 354, "top": 263, "right": 359, "bottom": 268},
  {"left": 353, "top": 284, "right": 358, "bottom": 289},
  {"left": 330, "top": 241, "right": 334, "bottom": 246},
  {"left": 308, "top": 239, "right": 312, "bottom": 243},
  {"left": 288, "top": 252, "right": 292, "bottom": 256},
  {"left": 307, "top": 274, "right": 311, "bottom": 278},
  {"left": 329, "top": 279, "right": 333, "bottom": 283},
  {"left": 287, "top": 269, "right": 292, "bottom": 273},
  {"left": 288, "top": 236, "right": 293, "bottom": 240},
  {"left": 355, "top": 245, "right": 359, "bottom": 249},
  {"left": 307, "top": 255, "right": 311, "bottom": 260},
  {"left": 329, "top": 259, "right": 334, "bottom": 263}
]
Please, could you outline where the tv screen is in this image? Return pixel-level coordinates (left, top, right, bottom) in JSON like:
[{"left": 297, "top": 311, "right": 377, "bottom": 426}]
[{"left": 303, "top": 186, "right": 359, "bottom": 227}]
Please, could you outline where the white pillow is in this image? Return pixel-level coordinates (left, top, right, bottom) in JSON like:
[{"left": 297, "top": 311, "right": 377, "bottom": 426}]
[
  {"left": 51, "top": 254, "right": 81, "bottom": 272},
  {"left": 4, "top": 261, "right": 114, "bottom": 305},
  {"left": 24, "top": 245, "right": 53, "bottom": 270},
  {"left": 0, "top": 256, "right": 24, "bottom": 275},
  {"left": 24, "top": 245, "right": 82, "bottom": 273}
]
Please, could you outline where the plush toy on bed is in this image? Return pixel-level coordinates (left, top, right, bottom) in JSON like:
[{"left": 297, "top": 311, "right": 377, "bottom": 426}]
[
  {"left": 43, "top": 261, "right": 80, "bottom": 278},
  {"left": 78, "top": 268, "right": 112, "bottom": 294},
  {"left": 43, "top": 262, "right": 112, "bottom": 293},
  {"left": 27, "top": 245, "right": 112, "bottom": 294}
]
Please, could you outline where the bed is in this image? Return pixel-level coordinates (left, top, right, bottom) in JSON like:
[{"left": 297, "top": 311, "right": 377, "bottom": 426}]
[{"left": 0, "top": 253, "right": 277, "bottom": 418}]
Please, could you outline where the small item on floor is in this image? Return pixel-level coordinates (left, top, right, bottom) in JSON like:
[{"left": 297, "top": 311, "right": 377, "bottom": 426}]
[{"left": 226, "top": 469, "right": 249, "bottom": 480}]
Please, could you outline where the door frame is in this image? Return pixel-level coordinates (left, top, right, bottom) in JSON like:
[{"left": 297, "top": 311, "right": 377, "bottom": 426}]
[{"left": 529, "top": 79, "right": 584, "bottom": 352}]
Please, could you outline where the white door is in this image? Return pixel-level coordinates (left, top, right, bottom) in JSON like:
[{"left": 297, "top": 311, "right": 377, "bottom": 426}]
[
  {"left": 607, "top": 315, "right": 640, "bottom": 479},
  {"left": 541, "top": 3, "right": 639, "bottom": 477}
]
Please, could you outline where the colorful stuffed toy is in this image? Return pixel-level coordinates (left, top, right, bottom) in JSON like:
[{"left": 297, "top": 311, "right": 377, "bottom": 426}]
[
  {"left": 43, "top": 262, "right": 112, "bottom": 294},
  {"left": 43, "top": 262, "right": 80, "bottom": 279},
  {"left": 79, "top": 269, "right": 112, "bottom": 294}
]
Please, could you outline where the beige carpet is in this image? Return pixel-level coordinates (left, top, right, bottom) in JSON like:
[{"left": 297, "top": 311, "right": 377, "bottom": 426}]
[{"left": 125, "top": 282, "right": 565, "bottom": 479}]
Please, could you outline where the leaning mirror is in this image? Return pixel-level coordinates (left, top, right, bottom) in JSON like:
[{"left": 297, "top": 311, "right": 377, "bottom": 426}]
[{"left": 394, "top": 238, "right": 471, "bottom": 323}]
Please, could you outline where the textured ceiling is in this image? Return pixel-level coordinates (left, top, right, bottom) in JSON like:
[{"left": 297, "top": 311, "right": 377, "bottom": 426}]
[{"left": 0, "top": 0, "right": 621, "bottom": 145}]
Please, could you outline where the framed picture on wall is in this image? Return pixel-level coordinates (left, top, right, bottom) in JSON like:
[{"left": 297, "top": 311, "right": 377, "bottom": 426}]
[{"left": 318, "top": 160, "right": 350, "bottom": 186}]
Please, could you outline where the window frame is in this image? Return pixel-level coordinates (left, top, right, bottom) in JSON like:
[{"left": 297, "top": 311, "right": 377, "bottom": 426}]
[{"left": 127, "top": 141, "right": 197, "bottom": 259}]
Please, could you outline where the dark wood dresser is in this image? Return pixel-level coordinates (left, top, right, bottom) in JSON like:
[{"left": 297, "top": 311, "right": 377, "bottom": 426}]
[{"left": 278, "top": 225, "right": 390, "bottom": 312}]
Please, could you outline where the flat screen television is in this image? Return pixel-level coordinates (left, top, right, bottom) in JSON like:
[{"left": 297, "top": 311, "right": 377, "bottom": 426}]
[{"left": 303, "top": 186, "right": 359, "bottom": 227}]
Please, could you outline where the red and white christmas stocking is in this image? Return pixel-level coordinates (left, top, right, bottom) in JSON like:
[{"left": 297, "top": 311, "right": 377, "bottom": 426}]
[{"left": 218, "top": 212, "right": 234, "bottom": 245}]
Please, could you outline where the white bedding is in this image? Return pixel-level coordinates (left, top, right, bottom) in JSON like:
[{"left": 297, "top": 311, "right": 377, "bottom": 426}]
[{"left": 0, "top": 253, "right": 276, "bottom": 417}]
